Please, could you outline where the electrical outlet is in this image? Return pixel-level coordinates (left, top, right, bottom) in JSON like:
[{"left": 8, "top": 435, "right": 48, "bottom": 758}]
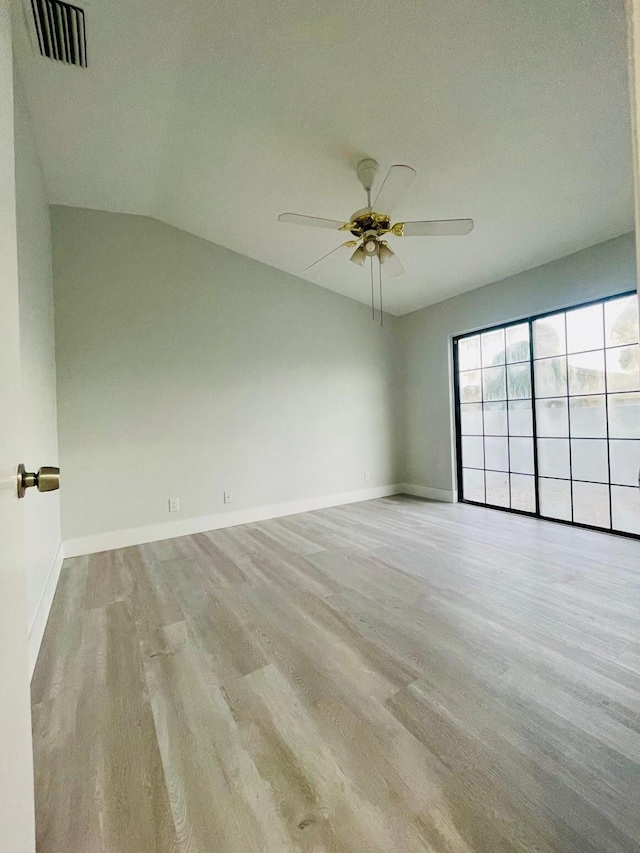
[
  {"left": 364, "top": 471, "right": 371, "bottom": 482},
  {"left": 168, "top": 497, "right": 180, "bottom": 513},
  {"left": 224, "top": 491, "right": 233, "bottom": 504}
]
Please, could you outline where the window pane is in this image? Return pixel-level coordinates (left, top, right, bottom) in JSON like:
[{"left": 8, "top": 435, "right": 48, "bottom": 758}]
[
  {"left": 509, "top": 437, "right": 534, "bottom": 474},
  {"left": 535, "top": 356, "right": 567, "bottom": 397},
  {"left": 485, "top": 471, "right": 509, "bottom": 507},
  {"left": 568, "top": 350, "right": 605, "bottom": 396},
  {"left": 463, "top": 468, "right": 485, "bottom": 503},
  {"left": 539, "top": 478, "right": 572, "bottom": 520},
  {"left": 483, "top": 401, "right": 507, "bottom": 436},
  {"left": 571, "top": 439, "right": 609, "bottom": 484},
  {"left": 610, "top": 439, "right": 640, "bottom": 486},
  {"left": 536, "top": 398, "right": 569, "bottom": 437},
  {"left": 606, "top": 345, "right": 640, "bottom": 392},
  {"left": 485, "top": 437, "right": 509, "bottom": 472},
  {"left": 566, "top": 304, "right": 604, "bottom": 353},
  {"left": 506, "top": 323, "right": 530, "bottom": 363},
  {"left": 608, "top": 392, "right": 640, "bottom": 439},
  {"left": 510, "top": 474, "right": 535, "bottom": 512},
  {"left": 569, "top": 395, "right": 607, "bottom": 438},
  {"left": 462, "top": 436, "right": 484, "bottom": 469},
  {"left": 537, "top": 438, "right": 570, "bottom": 479},
  {"left": 481, "top": 329, "right": 506, "bottom": 366},
  {"left": 533, "top": 314, "right": 566, "bottom": 358},
  {"left": 460, "top": 403, "right": 483, "bottom": 435},
  {"left": 611, "top": 486, "right": 640, "bottom": 534},
  {"left": 507, "top": 362, "right": 531, "bottom": 400},
  {"left": 459, "top": 370, "right": 482, "bottom": 402},
  {"left": 605, "top": 295, "right": 639, "bottom": 347},
  {"left": 458, "top": 335, "right": 481, "bottom": 370},
  {"left": 508, "top": 400, "right": 533, "bottom": 436},
  {"left": 482, "top": 366, "right": 506, "bottom": 401},
  {"left": 572, "top": 481, "right": 610, "bottom": 529}
]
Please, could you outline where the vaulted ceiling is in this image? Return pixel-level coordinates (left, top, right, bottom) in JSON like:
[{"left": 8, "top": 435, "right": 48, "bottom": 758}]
[{"left": 13, "top": 0, "right": 634, "bottom": 314}]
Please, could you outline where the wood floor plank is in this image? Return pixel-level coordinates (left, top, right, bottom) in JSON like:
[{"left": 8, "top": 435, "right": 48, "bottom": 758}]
[
  {"left": 147, "top": 556, "right": 269, "bottom": 682},
  {"left": 388, "top": 669, "right": 640, "bottom": 852},
  {"left": 169, "top": 532, "right": 252, "bottom": 587},
  {"left": 223, "top": 662, "right": 412, "bottom": 852},
  {"left": 249, "top": 518, "right": 326, "bottom": 556},
  {"left": 218, "top": 590, "right": 476, "bottom": 850},
  {"left": 32, "top": 497, "right": 640, "bottom": 852},
  {"left": 140, "top": 627, "right": 294, "bottom": 852},
  {"left": 31, "top": 555, "right": 89, "bottom": 706},
  {"left": 83, "top": 549, "right": 132, "bottom": 611},
  {"left": 123, "top": 545, "right": 186, "bottom": 638},
  {"left": 34, "top": 602, "right": 179, "bottom": 852},
  {"left": 221, "top": 582, "right": 411, "bottom": 700}
]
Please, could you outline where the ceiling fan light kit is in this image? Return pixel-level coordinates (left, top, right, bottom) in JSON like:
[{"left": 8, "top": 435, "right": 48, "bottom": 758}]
[{"left": 278, "top": 158, "right": 474, "bottom": 324}]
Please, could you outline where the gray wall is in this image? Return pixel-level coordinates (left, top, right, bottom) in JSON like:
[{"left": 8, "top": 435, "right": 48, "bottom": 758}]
[
  {"left": 14, "top": 77, "right": 61, "bottom": 646},
  {"left": 52, "top": 207, "right": 402, "bottom": 541},
  {"left": 400, "top": 232, "right": 637, "bottom": 495},
  {"left": 51, "top": 208, "right": 636, "bottom": 541}
]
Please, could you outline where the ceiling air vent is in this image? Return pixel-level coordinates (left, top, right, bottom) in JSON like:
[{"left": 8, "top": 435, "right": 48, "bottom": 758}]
[{"left": 30, "top": 0, "right": 87, "bottom": 67}]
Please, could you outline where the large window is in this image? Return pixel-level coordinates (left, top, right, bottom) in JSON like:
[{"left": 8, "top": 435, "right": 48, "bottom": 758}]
[{"left": 454, "top": 293, "right": 640, "bottom": 537}]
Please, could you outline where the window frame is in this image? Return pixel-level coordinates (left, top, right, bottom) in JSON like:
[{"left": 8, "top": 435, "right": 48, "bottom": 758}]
[{"left": 452, "top": 290, "right": 640, "bottom": 540}]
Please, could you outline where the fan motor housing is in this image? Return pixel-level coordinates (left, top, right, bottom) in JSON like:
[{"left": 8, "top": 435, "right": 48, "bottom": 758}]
[{"left": 349, "top": 210, "right": 392, "bottom": 238}]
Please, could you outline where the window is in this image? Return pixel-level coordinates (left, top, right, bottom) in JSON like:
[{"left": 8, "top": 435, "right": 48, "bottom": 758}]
[{"left": 454, "top": 293, "right": 640, "bottom": 537}]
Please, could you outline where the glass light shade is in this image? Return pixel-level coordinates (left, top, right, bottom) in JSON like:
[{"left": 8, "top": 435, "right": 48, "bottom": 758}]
[{"left": 378, "top": 242, "right": 394, "bottom": 265}]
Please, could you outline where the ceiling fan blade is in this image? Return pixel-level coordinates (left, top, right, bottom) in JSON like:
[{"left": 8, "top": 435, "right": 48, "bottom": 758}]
[
  {"left": 305, "top": 242, "right": 352, "bottom": 276},
  {"left": 372, "top": 165, "right": 416, "bottom": 214},
  {"left": 278, "top": 212, "right": 347, "bottom": 230},
  {"left": 378, "top": 243, "right": 404, "bottom": 277},
  {"left": 399, "top": 218, "right": 474, "bottom": 237}
]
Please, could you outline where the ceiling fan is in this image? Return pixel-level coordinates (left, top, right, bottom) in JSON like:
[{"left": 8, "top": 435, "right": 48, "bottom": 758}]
[{"left": 278, "top": 158, "right": 474, "bottom": 323}]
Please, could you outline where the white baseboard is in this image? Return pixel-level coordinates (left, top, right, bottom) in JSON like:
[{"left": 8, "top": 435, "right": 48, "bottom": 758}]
[
  {"left": 400, "top": 483, "right": 457, "bottom": 503},
  {"left": 28, "top": 541, "right": 64, "bottom": 678},
  {"left": 63, "top": 484, "right": 406, "bottom": 558}
]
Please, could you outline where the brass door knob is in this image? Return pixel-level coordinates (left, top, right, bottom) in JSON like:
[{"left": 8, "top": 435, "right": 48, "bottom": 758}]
[{"left": 17, "top": 464, "right": 60, "bottom": 498}]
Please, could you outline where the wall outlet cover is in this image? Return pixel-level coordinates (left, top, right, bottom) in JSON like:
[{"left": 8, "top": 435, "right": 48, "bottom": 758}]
[
  {"left": 224, "top": 491, "right": 233, "bottom": 504},
  {"left": 168, "top": 497, "right": 180, "bottom": 512}
]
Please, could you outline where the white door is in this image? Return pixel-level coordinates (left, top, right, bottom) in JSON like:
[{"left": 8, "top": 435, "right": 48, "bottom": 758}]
[{"left": 0, "top": 1, "right": 36, "bottom": 849}]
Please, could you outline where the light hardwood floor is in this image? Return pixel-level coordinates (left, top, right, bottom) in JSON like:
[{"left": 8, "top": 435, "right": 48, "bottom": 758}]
[{"left": 32, "top": 496, "right": 640, "bottom": 852}]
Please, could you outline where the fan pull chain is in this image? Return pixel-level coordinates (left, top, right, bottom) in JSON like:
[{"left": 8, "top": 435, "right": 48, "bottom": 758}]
[
  {"left": 370, "top": 256, "right": 375, "bottom": 321},
  {"left": 379, "top": 257, "right": 383, "bottom": 327}
]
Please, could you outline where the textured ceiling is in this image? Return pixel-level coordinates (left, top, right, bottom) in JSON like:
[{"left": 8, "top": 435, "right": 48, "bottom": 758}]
[{"left": 13, "top": 0, "right": 634, "bottom": 314}]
